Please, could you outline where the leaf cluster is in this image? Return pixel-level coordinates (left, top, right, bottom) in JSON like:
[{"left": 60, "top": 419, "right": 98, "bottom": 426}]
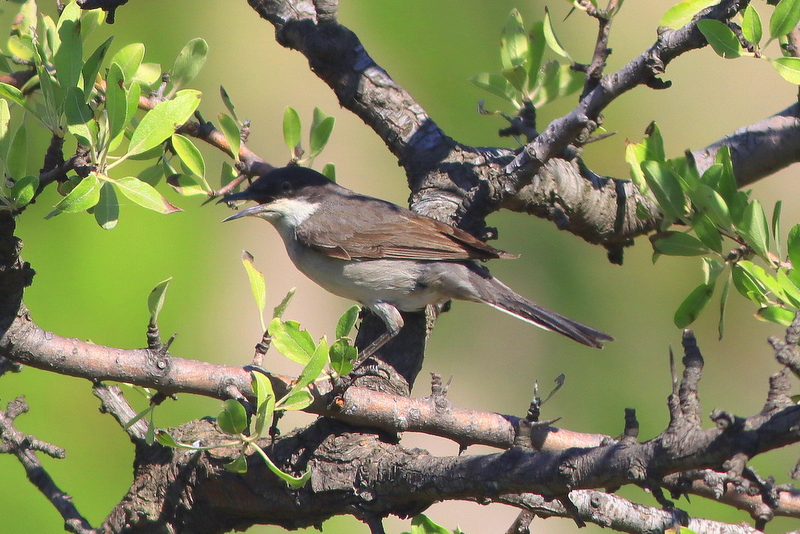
[
  {"left": 468, "top": 9, "right": 584, "bottom": 119},
  {"left": 0, "top": 1, "right": 338, "bottom": 229},
  {"left": 627, "top": 123, "right": 800, "bottom": 335},
  {"left": 663, "top": 0, "right": 800, "bottom": 83},
  {"left": 282, "top": 106, "right": 336, "bottom": 178}
]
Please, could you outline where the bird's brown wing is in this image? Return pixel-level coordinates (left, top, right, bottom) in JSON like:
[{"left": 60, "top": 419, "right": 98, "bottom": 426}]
[{"left": 295, "top": 195, "right": 516, "bottom": 261}]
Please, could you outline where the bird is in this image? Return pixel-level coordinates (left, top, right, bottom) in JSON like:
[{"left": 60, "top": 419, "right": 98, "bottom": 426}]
[{"left": 221, "top": 166, "right": 612, "bottom": 362}]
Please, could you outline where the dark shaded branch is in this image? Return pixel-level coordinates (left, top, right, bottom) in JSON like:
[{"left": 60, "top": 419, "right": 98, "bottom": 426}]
[{"left": 0, "top": 397, "right": 98, "bottom": 534}]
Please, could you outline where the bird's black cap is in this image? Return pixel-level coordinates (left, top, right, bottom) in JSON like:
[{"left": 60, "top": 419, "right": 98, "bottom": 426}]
[{"left": 221, "top": 166, "right": 334, "bottom": 205}]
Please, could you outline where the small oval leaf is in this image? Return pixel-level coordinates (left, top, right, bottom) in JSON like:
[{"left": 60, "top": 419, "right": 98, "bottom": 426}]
[
  {"left": 283, "top": 106, "right": 301, "bottom": 151},
  {"left": 674, "top": 283, "right": 715, "bottom": 328},
  {"left": 217, "top": 399, "right": 247, "bottom": 435},
  {"left": 147, "top": 277, "right": 172, "bottom": 321},
  {"left": 650, "top": 231, "right": 710, "bottom": 256},
  {"left": 127, "top": 90, "right": 201, "bottom": 156},
  {"left": 697, "top": 19, "right": 744, "bottom": 58},
  {"left": 114, "top": 177, "right": 182, "bottom": 214}
]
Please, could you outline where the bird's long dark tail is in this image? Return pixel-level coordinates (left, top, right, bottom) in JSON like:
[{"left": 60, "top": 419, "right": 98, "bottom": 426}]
[{"left": 466, "top": 264, "right": 613, "bottom": 348}]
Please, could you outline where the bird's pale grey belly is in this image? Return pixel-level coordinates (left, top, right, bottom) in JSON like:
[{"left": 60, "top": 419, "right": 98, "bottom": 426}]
[{"left": 283, "top": 241, "right": 479, "bottom": 311}]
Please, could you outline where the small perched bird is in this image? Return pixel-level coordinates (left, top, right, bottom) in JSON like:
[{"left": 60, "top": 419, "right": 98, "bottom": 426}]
[{"left": 222, "top": 166, "right": 612, "bottom": 360}]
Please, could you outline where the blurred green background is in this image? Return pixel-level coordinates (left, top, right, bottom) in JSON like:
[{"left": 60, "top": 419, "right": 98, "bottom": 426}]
[{"left": 0, "top": 1, "right": 798, "bottom": 533}]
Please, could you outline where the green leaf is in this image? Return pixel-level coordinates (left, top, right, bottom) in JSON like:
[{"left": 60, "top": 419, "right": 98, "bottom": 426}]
[
  {"left": 7, "top": 125, "right": 27, "bottom": 180},
  {"left": 641, "top": 160, "right": 686, "bottom": 220},
  {"left": 111, "top": 43, "right": 145, "bottom": 83},
  {"left": 94, "top": 181, "right": 119, "bottom": 230},
  {"left": 697, "top": 19, "right": 744, "bottom": 58},
  {"left": 122, "top": 404, "right": 154, "bottom": 432},
  {"left": 218, "top": 113, "right": 241, "bottom": 162},
  {"left": 644, "top": 122, "right": 666, "bottom": 162},
  {"left": 501, "top": 9, "right": 529, "bottom": 70},
  {"left": 138, "top": 164, "right": 164, "bottom": 187},
  {"left": 625, "top": 142, "right": 648, "bottom": 192},
  {"left": 65, "top": 87, "right": 95, "bottom": 147},
  {"left": 133, "top": 63, "right": 162, "bottom": 87},
  {"left": 269, "top": 317, "right": 315, "bottom": 365},
  {"left": 9, "top": 175, "right": 39, "bottom": 208},
  {"left": 252, "top": 371, "right": 274, "bottom": 417},
  {"left": 251, "top": 371, "right": 274, "bottom": 436},
  {"left": 272, "top": 287, "right": 296, "bottom": 319},
  {"left": 251, "top": 443, "right": 311, "bottom": 487},
  {"left": 114, "top": 176, "right": 182, "bottom": 214},
  {"left": 219, "top": 85, "right": 239, "bottom": 122},
  {"left": 778, "top": 269, "right": 800, "bottom": 307},
  {"left": 737, "top": 199, "right": 770, "bottom": 258},
  {"left": 11, "top": 0, "right": 37, "bottom": 40},
  {"left": 293, "top": 338, "right": 329, "bottom": 392},
  {"left": 757, "top": 305, "right": 795, "bottom": 326},
  {"left": 770, "top": 56, "right": 800, "bottom": 84},
  {"left": 533, "top": 60, "right": 562, "bottom": 106},
  {"left": 309, "top": 116, "right": 335, "bottom": 158},
  {"left": 106, "top": 63, "right": 129, "bottom": 145},
  {"left": 217, "top": 399, "right": 248, "bottom": 435},
  {"left": 692, "top": 183, "right": 732, "bottom": 228},
  {"left": 789, "top": 224, "right": 800, "bottom": 272},
  {"left": 170, "top": 38, "right": 208, "bottom": 91},
  {"left": 674, "top": 283, "right": 713, "bottom": 328},
  {"left": 79, "top": 6, "right": 105, "bottom": 40},
  {"left": 127, "top": 90, "right": 201, "bottom": 156},
  {"left": 34, "top": 44, "right": 62, "bottom": 126},
  {"left": 53, "top": 2, "right": 82, "bottom": 90},
  {"left": 739, "top": 260, "right": 786, "bottom": 301},
  {"left": 731, "top": 263, "right": 768, "bottom": 304},
  {"left": 336, "top": 305, "right": 360, "bottom": 339},
  {"left": 321, "top": 163, "right": 336, "bottom": 182},
  {"left": 242, "top": 250, "right": 267, "bottom": 332},
  {"left": 155, "top": 430, "right": 180, "bottom": 448},
  {"left": 659, "top": 0, "right": 719, "bottom": 29},
  {"left": 166, "top": 174, "right": 209, "bottom": 196},
  {"left": 220, "top": 161, "right": 238, "bottom": 190},
  {"left": 223, "top": 454, "right": 249, "bottom": 473},
  {"left": 468, "top": 73, "right": 517, "bottom": 104},
  {"left": 742, "top": 5, "right": 763, "bottom": 46},
  {"left": 773, "top": 200, "right": 783, "bottom": 259},
  {"left": 543, "top": 7, "right": 571, "bottom": 60},
  {"left": 171, "top": 133, "right": 206, "bottom": 179},
  {"left": 0, "top": 99, "right": 10, "bottom": 150},
  {"left": 770, "top": 0, "right": 800, "bottom": 38},
  {"left": 526, "top": 21, "right": 547, "bottom": 89},
  {"left": 651, "top": 231, "right": 710, "bottom": 256},
  {"left": 691, "top": 213, "right": 723, "bottom": 253},
  {"left": 556, "top": 64, "right": 584, "bottom": 99},
  {"left": 147, "top": 277, "right": 172, "bottom": 322},
  {"left": 410, "top": 514, "right": 451, "bottom": 534},
  {"left": 0, "top": 83, "right": 26, "bottom": 108},
  {"left": 278, "top": 389, "right": 313, "bottom": 411},
  {"left": 718, "top": 273, "right": 730, "bottom": 339},
  {"left": 283, "top": 106, "right": 301, "bottom": 151},
  {"left": 714, "top": 145, "right": 738, "bottom": 205},
  {"left": 45, "top": 174, "right": 101, "bottom": 218},
  {"left": 8, "top": 34, "right": 35, "bottom": 63},
  {"left": 328, "top": 339, "right": 356, "bottom": 377},
  {"left": 702, "top": 257, "right": 725, "bottom": 285}
]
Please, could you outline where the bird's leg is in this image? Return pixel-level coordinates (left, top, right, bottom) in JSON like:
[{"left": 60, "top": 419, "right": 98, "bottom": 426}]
[
  {"left": 349, "top": 302, "right": 403, "bottom": 372},
  {"left": 349, "top": 330, "right": 397, "bottom": 370}
]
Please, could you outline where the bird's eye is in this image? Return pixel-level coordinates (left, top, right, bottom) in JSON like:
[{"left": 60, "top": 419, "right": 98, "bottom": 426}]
[{"left": 279, "top": 181, "right": 292, "bottom": 193}]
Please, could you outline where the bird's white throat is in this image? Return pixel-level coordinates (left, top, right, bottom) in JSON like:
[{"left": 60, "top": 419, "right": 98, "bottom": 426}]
[{"left": 259, "top": 198, "right": 321, "bottom": 229}]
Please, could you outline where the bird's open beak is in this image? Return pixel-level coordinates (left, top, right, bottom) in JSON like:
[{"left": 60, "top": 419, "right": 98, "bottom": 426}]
[{"left": 221, "top": 203, "right": 272, "bottom": 222}]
